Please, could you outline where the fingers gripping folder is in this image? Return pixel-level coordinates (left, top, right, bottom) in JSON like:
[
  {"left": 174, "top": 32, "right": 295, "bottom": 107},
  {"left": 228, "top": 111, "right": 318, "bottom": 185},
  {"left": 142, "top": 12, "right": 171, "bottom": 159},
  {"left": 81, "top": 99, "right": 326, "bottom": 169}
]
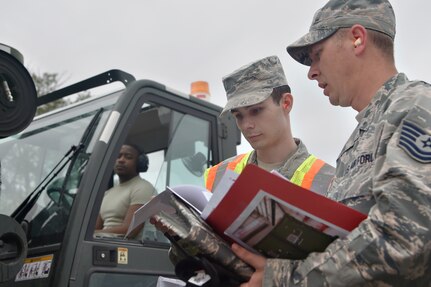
[{"left": 126, "top": 188, "right": 253, "bottom": 287}]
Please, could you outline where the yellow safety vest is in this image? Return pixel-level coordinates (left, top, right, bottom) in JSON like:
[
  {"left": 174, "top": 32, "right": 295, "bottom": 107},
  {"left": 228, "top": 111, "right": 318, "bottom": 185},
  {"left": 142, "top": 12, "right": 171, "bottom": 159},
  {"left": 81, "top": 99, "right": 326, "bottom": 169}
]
[{"left": 204, "top": 152, "right": 326, "bottom": 192}]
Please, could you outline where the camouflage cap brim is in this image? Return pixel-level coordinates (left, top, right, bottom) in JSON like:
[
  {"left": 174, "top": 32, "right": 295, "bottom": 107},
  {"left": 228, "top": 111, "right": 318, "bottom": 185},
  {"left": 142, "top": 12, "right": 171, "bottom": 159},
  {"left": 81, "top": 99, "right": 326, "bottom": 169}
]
[
  {"left": 286, "top": 28, "right": 338, "bottom": 66},
  {"left": 221, "top": 55, "right": 287, "bottom": 117},
  {"left": 287, "top": 0, "right": 396, "bottom": 66},
  {"left": 219, "top": 90, "right": 272, "bottom": 117}
]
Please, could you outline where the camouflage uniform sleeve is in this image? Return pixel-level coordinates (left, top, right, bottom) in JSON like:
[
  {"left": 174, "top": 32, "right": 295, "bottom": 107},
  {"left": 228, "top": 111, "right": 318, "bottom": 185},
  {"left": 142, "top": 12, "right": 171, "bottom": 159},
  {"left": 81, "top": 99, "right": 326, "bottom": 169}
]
[{"left": 263, "top": 94, "right": 431, "bottom": 286}]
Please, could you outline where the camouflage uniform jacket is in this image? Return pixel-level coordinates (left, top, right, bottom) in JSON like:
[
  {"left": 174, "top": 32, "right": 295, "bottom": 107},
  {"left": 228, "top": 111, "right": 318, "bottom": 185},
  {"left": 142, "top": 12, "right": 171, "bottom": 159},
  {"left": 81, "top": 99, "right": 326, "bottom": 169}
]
[{"left": 264, "top": 73, "right": 431, "bottom": 286}]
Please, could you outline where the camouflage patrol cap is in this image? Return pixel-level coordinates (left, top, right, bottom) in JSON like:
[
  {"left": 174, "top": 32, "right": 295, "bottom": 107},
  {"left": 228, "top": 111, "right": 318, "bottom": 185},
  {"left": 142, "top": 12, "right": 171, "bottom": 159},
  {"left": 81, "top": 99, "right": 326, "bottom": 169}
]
[
  {"left": 220, "top": 55, "right": 288, "bottom": 116},
  {"left": 286, "top": 0, "right": 396, "bottom": 66}
]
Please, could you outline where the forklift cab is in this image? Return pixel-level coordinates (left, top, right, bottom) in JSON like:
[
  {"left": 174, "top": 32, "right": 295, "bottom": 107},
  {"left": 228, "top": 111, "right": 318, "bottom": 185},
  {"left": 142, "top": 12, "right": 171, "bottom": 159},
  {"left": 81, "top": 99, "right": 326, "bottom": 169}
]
[{"left": 0, "top": 65, "right": 240, "bottom": 286}]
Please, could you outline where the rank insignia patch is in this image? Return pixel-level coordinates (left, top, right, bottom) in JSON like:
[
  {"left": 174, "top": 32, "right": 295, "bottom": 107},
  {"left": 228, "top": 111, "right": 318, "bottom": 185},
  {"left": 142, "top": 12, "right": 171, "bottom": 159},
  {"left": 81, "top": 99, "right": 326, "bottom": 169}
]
[{"left": 398, "top": 120, "right": 431, "bottom": 163}]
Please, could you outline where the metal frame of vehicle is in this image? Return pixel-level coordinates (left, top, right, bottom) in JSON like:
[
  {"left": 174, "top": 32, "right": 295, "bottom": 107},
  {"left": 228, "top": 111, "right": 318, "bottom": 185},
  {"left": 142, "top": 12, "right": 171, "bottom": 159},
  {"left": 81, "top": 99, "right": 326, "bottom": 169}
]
[{"left": 1, "top": 71, "right": 240, "bottom": 287}]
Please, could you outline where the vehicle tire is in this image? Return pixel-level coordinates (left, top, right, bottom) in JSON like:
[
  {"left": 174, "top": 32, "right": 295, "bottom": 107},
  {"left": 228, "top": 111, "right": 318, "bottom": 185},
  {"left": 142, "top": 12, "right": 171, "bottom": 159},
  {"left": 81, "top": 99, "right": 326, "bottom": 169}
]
[{"left": 0, "top": 49, "right": 37, "bottom": 138}]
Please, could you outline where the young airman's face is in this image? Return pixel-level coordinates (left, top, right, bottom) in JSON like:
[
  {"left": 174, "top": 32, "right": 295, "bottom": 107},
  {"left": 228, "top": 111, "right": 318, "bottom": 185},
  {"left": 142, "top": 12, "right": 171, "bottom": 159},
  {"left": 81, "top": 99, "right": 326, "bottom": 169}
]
[{"left": 231, "top": 96, "right": 290, "bottom": 151}]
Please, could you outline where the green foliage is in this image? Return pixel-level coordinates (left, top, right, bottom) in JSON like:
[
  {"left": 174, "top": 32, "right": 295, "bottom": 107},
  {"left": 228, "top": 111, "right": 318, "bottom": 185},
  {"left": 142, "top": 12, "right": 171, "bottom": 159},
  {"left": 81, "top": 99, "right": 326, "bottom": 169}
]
[{"left": 32, "top": 72, "right": 91, "bottom": 116}]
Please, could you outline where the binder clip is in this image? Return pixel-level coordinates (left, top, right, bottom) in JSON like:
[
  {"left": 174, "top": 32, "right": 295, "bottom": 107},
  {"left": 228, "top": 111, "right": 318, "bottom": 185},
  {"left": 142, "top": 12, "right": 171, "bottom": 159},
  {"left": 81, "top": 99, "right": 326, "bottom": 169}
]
[{"left": 175, "top": 256, "right": 242, "bottom": 287}]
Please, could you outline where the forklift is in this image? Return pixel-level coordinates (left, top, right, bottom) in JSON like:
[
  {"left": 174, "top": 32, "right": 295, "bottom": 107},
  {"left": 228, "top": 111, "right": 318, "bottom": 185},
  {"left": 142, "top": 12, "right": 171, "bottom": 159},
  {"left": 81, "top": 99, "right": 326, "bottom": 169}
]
[{"left": 0, "top": 44, "right": 240, "bottom": 286}]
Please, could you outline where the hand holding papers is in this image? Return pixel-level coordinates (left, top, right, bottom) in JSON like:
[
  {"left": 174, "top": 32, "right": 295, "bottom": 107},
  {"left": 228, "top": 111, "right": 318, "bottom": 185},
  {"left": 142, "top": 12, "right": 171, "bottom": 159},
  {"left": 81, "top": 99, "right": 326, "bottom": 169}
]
[
  {"left": 126, "top": 182, "right": 254, "bottom": 283},
  {"left": 127, "top": 164, "right": 367, "bottom": 281},
  {"left": 205, "top": 165, "right": 367, "bottom": 258}
]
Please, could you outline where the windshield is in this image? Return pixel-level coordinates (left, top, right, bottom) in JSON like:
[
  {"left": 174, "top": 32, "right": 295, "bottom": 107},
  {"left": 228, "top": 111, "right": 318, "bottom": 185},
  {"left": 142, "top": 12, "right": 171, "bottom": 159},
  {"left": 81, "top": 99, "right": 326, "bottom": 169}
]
[
  {"left": 0, "top": 113, "right": 97, "bottom": 215},
  {"left": 0, "top": 103, "right": 113, "bottom": 247}
]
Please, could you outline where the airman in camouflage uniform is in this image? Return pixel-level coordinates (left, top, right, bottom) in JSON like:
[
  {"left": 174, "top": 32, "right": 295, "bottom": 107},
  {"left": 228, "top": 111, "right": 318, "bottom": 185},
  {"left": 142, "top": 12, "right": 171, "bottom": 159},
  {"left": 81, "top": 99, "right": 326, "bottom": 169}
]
[
  {"left": 232, "top": 0, "right": 431, "bottom": 286},
  {"left": 160, "top": 56, "right": 335, "bottom": 286},
  {"left": 206, "top": 55, "right": 334, "bottom": 195}
]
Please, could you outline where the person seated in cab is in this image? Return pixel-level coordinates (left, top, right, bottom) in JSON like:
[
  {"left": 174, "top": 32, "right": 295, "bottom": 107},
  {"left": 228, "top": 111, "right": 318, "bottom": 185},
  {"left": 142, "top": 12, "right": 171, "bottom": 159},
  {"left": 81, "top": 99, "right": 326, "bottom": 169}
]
[{"left": 95, "top": 144, "right": 156, "bottom": 238}]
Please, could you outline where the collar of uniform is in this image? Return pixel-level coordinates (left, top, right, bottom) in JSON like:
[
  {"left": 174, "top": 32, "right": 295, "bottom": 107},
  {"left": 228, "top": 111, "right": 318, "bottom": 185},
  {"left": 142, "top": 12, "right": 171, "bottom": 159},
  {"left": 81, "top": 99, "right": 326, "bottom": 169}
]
[
  {"left": 248, "top": 138, "right": 309, "bottom": 180},
  {"left": 276, "top": 138, "right": 310, "bottom": 179},
  {"left": 356, "top": 73, "right": 407, "bottom": 123},
  {"left": 249, "top": 150, "right": 258, "bottom": 165},
  {"left": 247, "top": 138, "right": 304, "bottom": 166}
]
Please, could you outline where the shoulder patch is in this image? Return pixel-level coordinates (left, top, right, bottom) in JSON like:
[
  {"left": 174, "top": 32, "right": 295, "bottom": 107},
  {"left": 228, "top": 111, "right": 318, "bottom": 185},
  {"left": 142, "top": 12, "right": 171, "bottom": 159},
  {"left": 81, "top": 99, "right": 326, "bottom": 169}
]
[{"left": 398, "top": 120, "right": 431, "bottom": 163}]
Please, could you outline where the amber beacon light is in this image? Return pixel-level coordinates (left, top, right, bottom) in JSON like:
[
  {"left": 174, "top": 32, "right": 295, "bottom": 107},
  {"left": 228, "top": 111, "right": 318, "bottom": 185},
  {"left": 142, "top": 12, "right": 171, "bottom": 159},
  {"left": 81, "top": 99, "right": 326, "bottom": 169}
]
[{"left": 190, "top": 81, "right": 211, "bottom": 101}]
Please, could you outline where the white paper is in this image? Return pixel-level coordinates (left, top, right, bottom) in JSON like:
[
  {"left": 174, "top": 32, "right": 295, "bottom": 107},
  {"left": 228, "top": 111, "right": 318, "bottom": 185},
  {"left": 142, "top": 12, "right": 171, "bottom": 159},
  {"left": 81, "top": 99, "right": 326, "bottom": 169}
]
[
  {"left": 156, "top": 276, "right": 186, "bottom": 287},
  {"left": 126, "top": 185, "right": 212, "bottom": 237},
  {"left": 168, "top": 184, "right": 212, "bottom": 213},
  {"left": 126, "top": 191, "right": 176, "bottom": 237},
  {"left": 201, "top": 169, "right": 239, "bottom": 220}
]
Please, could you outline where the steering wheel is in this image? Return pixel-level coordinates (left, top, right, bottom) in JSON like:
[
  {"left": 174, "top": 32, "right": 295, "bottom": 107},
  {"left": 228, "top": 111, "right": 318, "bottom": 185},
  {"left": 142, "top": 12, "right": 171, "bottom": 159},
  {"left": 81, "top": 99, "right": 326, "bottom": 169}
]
[{"left": 46, "top": 187, "right": 74, "bottom": 212}]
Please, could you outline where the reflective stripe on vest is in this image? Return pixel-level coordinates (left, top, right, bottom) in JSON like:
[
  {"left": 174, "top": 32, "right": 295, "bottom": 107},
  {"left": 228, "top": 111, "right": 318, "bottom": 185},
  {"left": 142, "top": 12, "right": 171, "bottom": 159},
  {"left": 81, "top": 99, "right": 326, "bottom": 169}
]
[
  {"left": 204, "top": 152, "right": 252, "bottom": 191},
  {"left": 290, "top": 154, "right": 325, "bottom": 188},
  {"left": 205, "top": 153, "right": 325, "bottom": 192}
]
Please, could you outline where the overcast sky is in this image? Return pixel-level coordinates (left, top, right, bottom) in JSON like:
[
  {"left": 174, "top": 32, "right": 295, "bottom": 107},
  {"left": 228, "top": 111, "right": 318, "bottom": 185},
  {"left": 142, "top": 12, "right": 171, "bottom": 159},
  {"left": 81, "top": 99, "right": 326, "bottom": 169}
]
[{"left": 3, "top": 0, "right": 430, "bottom": 165}]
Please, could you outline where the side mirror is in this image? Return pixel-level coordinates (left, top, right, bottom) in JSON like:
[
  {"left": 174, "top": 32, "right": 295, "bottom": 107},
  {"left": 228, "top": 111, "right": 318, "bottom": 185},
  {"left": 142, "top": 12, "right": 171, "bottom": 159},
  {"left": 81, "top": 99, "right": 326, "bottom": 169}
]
[{"left": 182, "top": 152, "right": 207, "bottom": 177}]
